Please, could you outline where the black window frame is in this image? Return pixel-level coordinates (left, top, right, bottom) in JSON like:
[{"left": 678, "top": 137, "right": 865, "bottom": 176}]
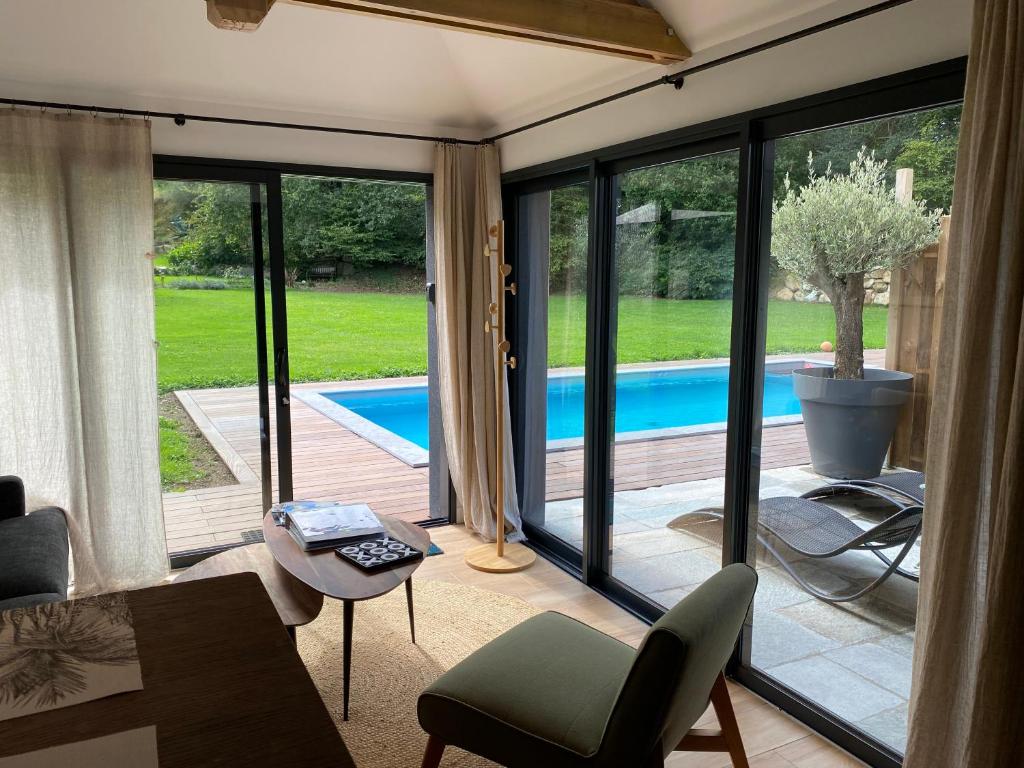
[{"left": 502, "top": 56, "right": 967, "bottom": 768}]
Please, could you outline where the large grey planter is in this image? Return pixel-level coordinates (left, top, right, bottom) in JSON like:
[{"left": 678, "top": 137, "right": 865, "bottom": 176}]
[{"left": 792, "top": 366, "right": 913, "bottom": 480}]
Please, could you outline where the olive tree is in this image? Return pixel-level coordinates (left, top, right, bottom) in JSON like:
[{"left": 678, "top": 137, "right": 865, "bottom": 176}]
[{"left": 772, "top": 149, "right": 941, "bottom": 379}]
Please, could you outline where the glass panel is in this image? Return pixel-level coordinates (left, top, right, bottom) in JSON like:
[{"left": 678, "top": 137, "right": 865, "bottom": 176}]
[
  {"left": 607, "top": 150, "right": 741, "bottom": 604},
  {"left": 153, "top": 180, "right": 271, "bottom": 556},
  {"left": 518, "top": 182, "right": 589, "bottom": 548},
  {"left": 749, "top": 104, "right": 961, "bottom": 755},
  {"left": 280, "top": 175, "right": 436, "bottom": 521}
]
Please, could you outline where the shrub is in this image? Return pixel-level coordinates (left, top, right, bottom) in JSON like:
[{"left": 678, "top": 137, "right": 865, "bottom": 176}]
[
  {"left": 168, "top": 279, "right": 228, "bottom": 290},
  {"left": 166, "top": 240, "right": 203, "bottom": 274}
]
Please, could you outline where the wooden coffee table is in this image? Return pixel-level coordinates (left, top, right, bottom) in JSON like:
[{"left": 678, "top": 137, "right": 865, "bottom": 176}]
[
  {"left": 263, "top": 513, "right": 431, "bottom": 720},
  {"left": 175, "top": 543, "right": 324, "bottom": 640}
]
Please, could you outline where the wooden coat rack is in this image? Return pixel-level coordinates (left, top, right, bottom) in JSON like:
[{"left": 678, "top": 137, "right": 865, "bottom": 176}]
[{"left": 464, "top": 221, "right": 536, "bottom": 574}]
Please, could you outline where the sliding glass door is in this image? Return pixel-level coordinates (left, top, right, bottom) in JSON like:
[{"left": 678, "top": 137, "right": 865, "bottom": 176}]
[
  {"left": 154, "top": 160, "right": 445, "bottom": 565},
  {"left": 606, "top": 150, "right": 740, "bottom": 606},
  {"left": 280, "top": 173, "right": 446, "bottom": 523},
  {"left": 505, "top": 61, "right": 966, "bottom": 768},
  {"left": 745, "top": 104, "right": 960, "bottom": 756},
  {"left": 153, "top": 178, "right": 274, "bottom": 558},
  {"left": 515, "top": 178, "right": 590, "bottom": 554}
]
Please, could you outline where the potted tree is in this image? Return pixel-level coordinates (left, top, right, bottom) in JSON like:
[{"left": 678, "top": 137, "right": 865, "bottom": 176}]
[{"left": 772, "top": 149, "right": 941, "bottom": 479}]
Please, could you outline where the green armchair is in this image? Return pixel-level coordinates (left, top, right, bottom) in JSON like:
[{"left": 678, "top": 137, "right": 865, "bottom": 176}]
[{"left": 417, "top": 563, "right": 757, "bottom": 768}]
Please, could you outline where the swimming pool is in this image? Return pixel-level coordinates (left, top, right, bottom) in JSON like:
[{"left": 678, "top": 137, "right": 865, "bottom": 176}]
[{"left": 304, "top": 362, "right": 807, "bottom": 465}]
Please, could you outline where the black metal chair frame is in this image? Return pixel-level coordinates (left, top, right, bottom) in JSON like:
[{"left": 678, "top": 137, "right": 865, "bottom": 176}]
[{"left": 800, "top": 471, "right": 925, "bottom": 510}]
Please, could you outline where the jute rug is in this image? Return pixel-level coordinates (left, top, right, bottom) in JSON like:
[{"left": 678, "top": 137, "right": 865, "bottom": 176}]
[{"left": 298, "top": 579, "right": 541, "bottom": 768}]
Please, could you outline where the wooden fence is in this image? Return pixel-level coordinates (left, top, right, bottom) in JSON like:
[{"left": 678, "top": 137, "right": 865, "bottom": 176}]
[{"left": 886, "top": 168, "right": 950, "bottom": 470}]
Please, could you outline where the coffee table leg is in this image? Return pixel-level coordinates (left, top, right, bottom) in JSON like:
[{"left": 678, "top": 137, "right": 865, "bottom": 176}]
[
  {"left": 406, "top": 578, "right": 415, "bottom": 644},
  {"left": 286, "top": 625, "right": 296, "bottom": 644},
  {"left": 342, "top": 599, "right": 353, "bottom": 721}
]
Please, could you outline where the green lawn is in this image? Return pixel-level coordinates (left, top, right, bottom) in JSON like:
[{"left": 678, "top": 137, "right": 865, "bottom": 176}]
[
  {"left": 155, "top": 288, "right": 888, "bottom": 392},
  {"left": 159, "top": 416, "right": 201, "bottom": 490}
]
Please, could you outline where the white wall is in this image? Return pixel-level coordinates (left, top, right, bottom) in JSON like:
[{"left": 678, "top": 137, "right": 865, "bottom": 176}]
[
  {"left": 148, "top": 116, "right": 438, "bottom": 175},
  {"left": 496, "top": 0, "right": 972, "bottom": 172}
]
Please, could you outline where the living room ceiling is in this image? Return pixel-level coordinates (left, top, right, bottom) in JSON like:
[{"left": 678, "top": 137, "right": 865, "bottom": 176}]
[{"left": 0, "top": 0, "right": 883, "bottom": 136}]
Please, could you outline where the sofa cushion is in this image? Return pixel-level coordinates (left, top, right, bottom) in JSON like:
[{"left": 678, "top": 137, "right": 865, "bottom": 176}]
[
  {"left": 0, "top": 593, "right": 66, "bottom": 612},
  {"left": 0, "top": 508, "right": 69, "bottom": 601},
  {"left": 418, "top": 611, "right": 634, "bottom": 767}
]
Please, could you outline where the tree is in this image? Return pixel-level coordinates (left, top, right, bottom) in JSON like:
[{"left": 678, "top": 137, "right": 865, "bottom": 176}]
[
  {"left": 549, "top": 184, "right": 589, "bottom": 291},
  {"left": 613, "top": 152, "right": 739, "bottom": 300},
  {"left": 893, "top": 106, "right": 961, "bottom": 212},
  {"left": 772, "top": 150, "right": 941, "bottom": 379},
  {"left": 773, "top": 104, "right": 961, "bottom": 212},
  {"left": 166, "top": 178, "right": 427, "bottom": 276}
]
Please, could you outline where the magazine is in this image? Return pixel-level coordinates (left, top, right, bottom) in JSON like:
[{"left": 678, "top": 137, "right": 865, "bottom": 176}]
[
  {"left": 272, "top": 501, "right": 384, "bottom": 550},
  {"left": 0, "top": 593, "right": 142, "bottom": 723}
]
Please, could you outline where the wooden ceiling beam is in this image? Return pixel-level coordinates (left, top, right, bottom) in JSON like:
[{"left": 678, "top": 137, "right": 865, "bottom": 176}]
[
  {"left": 207, "top": 0, "right": 277, "bottom": 31},
  {"left": 207, "top": 0, "right": 690, "bottom": 64},
  {"left": 294, "top": 0, "right": 690, "bottom": 63}
]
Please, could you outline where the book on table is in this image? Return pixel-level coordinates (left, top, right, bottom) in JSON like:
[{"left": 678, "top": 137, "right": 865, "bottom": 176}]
[{"left": 271, "top": 500, "right": 385, "bottom": 551}]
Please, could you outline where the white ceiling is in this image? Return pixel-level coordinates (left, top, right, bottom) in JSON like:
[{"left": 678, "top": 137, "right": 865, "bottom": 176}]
[{"left": 0, "top": 0, "right": 871, "bottom": 136}]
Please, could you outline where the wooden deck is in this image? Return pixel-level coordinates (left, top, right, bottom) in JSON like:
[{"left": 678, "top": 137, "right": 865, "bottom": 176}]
[
  {"left": 162, "top": 388, "right": 810, "bottom": 555},
  {"left": 546, "top": 425, "right": 810, "bottom": 500},
  {"left": 163, "top": 380, "right": 432, "bottom": 554},
  {"left": 163, "top": 351, "right": 894, "bottom": 555}
]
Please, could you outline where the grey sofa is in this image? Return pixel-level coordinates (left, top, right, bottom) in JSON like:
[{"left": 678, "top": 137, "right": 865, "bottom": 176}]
[{"left": 0, "top": 476, "right": 70, "bottom": 611}]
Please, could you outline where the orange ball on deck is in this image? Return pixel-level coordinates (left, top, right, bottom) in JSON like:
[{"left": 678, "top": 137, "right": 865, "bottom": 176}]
[{"left": 820, "top": 341, "right": 834, "bottom": 353}]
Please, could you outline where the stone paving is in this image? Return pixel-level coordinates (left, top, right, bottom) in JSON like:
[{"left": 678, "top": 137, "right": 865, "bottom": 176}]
[{"left": 542, "top": 465, "right": 920, "bottom": 754}]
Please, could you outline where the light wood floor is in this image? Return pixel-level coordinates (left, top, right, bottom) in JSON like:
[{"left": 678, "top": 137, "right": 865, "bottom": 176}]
[{"left": 420, "top": 525, "right": 867, "bottom": 768}]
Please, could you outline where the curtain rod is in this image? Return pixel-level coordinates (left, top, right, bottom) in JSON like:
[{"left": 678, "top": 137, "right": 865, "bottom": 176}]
[
  {"left": 485, "top": 0, "right": 915, "bottom": 142},
  {"left": 0, "top": 98, "right": 484, "bottom": 146}
]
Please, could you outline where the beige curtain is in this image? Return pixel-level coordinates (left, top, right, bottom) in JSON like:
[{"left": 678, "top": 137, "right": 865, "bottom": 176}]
[
  {"left": 0, "top": 110, "right": 167, "bottom": 595},
  {"left": 904, "top": 1, "right": 1024, "bottom": 765},
  {"left": 433, "top": 142, "right": 523, "bottom": 541}
]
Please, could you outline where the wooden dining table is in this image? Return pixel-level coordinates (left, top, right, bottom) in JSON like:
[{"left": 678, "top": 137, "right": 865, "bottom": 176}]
[{"left": 0, "top": 574, "right": 356, "bottom": 768}]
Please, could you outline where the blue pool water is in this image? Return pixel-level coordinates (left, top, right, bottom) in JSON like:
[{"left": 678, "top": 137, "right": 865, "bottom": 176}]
[{"left": 322, "top": 366, "right": 802, "bottom": 451}]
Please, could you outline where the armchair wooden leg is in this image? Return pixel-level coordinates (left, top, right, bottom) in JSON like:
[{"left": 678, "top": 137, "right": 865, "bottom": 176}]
[
  {"left": 675, "top": 672, "right": 749, "bottom": 768},
  {"left": 421, "top": 735, "right": 445, "bottom": 768},
  {"left": 710, "top": 672, "right": 749, "bottom": 768}
]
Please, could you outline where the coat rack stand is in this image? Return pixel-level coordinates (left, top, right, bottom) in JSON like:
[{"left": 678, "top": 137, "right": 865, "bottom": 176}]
[{"left": 464, "top": 221, "right": 536, "bottom": 574}]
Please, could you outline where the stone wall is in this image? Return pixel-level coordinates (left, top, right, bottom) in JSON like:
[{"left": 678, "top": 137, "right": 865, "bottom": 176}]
[{"left": 773, "top": 268, "right": 892, "bottom": 306}]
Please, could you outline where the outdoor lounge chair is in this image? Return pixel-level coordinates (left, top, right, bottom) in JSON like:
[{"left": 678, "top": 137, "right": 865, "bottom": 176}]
[
  {"left": 800, "top": 470, "right": 925, "bottom": 510},
  {"left": 752, "top": 496, "right": 922, "bottom": 603},
  {"left": 678, "top": 490, "right": 922, "bottom": 603}
]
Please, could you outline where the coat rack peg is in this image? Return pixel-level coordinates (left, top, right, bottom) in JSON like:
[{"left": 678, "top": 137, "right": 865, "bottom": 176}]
[{"left": 465, "top": 218, "right": 535, "bottom": 575}]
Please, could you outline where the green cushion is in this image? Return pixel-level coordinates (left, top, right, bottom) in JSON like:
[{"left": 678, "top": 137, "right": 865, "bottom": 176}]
[
  {"left": 601, "top": 563, "right": 758, "bottom": 762},
  {"left": 418, "top": 611, "right": 634, "bottom": 767},
  {"left": 417, "top": 564, "right": 757, "bottom": 767}
]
